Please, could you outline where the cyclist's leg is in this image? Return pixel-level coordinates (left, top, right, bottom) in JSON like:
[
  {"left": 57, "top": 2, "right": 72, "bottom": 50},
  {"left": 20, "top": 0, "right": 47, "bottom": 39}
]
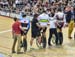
[
  {"left": 20, "top": 30, "right": 24, "bottom": 47},
  {"left": 42, "top": 27, "right": 47, "bottom": 48},
  {"left": 42, "top": 27, "right": 47, "bottom": 37},
  {"left": 37, "top": 31, "right": 41, "bottom": 45},
  {"left": 59, "top": 31, "right": 63, "bottom": 45},
  {"left": 22, "top": 35, "right": 27, "bottom": 52},
  {"left": 68, "top": 20, "right": 74, "bottom": 39},
  {"left": 22, "top": 35, "right": 27, "bottom": 47},
  {"left": 38, "top": 36, "right": 41, "bottom": 44},
  {"left": 22, "top": 30, "right": 29, "bottom": 52}
]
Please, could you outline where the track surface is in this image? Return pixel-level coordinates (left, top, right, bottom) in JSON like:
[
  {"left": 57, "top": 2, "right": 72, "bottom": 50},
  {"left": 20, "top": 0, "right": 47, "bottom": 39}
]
[{"left": 0, "top": 16, "right": 75, "bottom": 57}]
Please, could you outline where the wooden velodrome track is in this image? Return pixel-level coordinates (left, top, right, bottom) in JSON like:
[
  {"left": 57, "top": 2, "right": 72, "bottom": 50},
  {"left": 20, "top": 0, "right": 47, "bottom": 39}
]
[{"left": 0, "top": 16, "right": 75, "bottom": 57}]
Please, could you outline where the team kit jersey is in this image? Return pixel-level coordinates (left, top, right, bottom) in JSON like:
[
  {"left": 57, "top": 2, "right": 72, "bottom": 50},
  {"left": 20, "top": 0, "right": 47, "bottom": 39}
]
[
  {"left": 19, "top": 14, "right": 30, "bottom": 35},
  {"left": 54, "top": 12, "right": 66, "bottom": 28},
  {"left": 38, "top": 13, "right": 49, "bottom": 27},
  {"left": 19, "top": 14, "right": 30, "bottom": 30},
  {"left": 54, "top": 12, "right": 66, "bottom": 23}
]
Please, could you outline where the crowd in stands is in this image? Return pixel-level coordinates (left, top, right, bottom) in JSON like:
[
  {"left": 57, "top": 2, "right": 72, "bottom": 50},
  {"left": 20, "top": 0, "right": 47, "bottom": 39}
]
[{"left": 0, "top": 0, "right": 75, "bottom": 15}]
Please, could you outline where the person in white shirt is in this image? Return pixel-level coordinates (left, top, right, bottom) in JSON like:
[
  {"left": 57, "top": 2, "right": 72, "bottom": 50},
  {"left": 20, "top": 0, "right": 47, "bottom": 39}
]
[{"left": 48, "top": 12, "right": 58, "bottom": 46}]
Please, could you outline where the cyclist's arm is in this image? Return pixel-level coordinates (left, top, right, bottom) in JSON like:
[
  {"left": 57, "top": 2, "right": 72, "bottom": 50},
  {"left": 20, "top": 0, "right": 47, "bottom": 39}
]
[
  {"left": 19, "top": 25, "right": 23, "bottom": 30},
  {"left": 27, "top": 20, "right": 30, "bottom": 30}
]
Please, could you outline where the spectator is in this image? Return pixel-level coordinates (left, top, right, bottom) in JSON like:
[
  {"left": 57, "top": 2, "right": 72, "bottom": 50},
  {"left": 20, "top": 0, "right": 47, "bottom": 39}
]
[{"left": 12, "top": 18, "right": 21, "bottom": 54}]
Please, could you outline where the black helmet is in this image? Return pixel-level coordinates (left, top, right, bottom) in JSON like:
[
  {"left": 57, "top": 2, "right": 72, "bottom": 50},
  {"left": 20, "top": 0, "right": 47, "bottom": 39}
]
[{"left": 22, "top": 14, "right": 26, "bottom": 17}]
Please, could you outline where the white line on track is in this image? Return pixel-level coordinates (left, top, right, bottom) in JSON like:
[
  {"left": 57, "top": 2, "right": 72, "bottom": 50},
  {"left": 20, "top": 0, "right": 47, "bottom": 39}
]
[{"left": 0, "top": 29, "right": 11, "bottom": 34}]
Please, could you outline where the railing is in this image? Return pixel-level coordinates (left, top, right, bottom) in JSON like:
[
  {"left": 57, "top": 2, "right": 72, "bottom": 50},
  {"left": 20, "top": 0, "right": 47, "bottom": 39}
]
[{"left": 0, "top": 10, "right": 20, "bottom": 18}]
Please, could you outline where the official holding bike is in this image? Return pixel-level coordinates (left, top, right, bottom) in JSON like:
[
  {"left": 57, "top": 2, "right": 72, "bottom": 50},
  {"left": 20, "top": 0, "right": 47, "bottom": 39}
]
[
  {"left": 30, "top": 14, "right": 41, "bottom": 49},
  {"left": 48, "top": 12, "right": 58, "bottom": 47}
]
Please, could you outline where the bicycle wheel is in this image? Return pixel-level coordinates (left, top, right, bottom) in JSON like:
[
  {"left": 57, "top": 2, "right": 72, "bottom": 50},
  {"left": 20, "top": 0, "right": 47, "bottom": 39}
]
[
  {"left": 42, "top": 36, "right": 46, "bottom": 48},
  {"left": 51, "top": 35, "right": 56, "bottom": 44},
  {"left": 23, "top": 39, "right": 27, "bottom": 52}
]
